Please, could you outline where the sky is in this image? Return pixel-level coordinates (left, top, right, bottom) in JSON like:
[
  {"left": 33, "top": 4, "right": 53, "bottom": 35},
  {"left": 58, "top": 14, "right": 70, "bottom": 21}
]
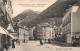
[{"left": 12, "top": 0, "right": 57, "bottom": 18}]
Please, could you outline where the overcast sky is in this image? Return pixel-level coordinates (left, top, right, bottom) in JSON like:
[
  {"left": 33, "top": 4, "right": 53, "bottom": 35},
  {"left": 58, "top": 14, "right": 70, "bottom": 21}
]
[{"left": 12, "top": 0, "right": 57, "bottom": 18}]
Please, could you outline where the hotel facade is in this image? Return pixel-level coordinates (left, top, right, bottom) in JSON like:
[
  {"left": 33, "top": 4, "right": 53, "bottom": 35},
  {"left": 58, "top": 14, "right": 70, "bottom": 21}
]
[{"left": 62, "top": 4, "right": 80, "bottom": 43}]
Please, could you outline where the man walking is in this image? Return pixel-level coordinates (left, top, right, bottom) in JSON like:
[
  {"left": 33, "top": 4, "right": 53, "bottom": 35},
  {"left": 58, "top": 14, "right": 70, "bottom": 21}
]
[{"left": 40, "top": 39, "right": 43, "bottom": 45}]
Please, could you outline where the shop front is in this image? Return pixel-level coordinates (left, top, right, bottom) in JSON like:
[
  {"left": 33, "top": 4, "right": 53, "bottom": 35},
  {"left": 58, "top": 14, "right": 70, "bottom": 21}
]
[{"left": 0, "top": 26, "right": 17, "bottom": 51}]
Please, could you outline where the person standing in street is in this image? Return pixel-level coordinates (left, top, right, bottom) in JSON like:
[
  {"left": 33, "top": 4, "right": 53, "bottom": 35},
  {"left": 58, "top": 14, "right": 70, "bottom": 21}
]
[
  {"left": 18, "top": 40, "right": 20, "bottom": 45},
  {"left": 78, "top": 36, "right": 80, "bottom": 45},
  {"left": 12, "top": 39, "right": 15, "bottom": 48},
  {"left": 40, "top": 39, "right": 43, "bottom": 45},
  {"left": 48, "top": 38, "right": 51, "bottom": 43}
]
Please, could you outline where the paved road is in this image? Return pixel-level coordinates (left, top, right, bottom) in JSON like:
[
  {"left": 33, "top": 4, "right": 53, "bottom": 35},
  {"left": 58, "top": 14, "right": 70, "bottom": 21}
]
[
  {"left": 10, "top": 41, "right": 80, "bottom": 51},
  {"left": 20, "top": 41, "right": 56, "bottom": 51}
]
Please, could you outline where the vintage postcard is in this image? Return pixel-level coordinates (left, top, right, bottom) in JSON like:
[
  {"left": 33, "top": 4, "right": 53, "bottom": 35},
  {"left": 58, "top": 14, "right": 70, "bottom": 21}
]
[{"left": 0, "top": 0, "right": 80, "bottom": 51}]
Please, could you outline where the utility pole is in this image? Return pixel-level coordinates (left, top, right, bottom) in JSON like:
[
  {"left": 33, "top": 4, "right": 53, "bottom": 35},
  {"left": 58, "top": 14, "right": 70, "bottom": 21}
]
[
  {"left": 24, "top": 33, "right": 25, "bottom": 43},
  {"left": 24, "top": 26, "right": 25, "bottom": 43}
]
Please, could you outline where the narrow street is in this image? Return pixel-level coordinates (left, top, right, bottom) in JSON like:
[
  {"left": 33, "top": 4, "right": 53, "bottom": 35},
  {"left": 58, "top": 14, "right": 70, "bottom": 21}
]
[
  {"left": 20, "top": 41, "right": 59, "bottom": 51},
  {"left": 10, "top": 41, "right": 80, "bottom": 51},
  {"left": 1, "top": 0, "right": 80, "bottom": 51}
]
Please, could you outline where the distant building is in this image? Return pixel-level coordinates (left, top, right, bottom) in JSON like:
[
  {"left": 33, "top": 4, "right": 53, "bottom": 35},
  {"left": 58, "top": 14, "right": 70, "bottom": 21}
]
[
  {"left": 53, "top": 25, "right": 58, "bottom": 41},
  {"left": 13, "top": 19, "right": 30, "bottom": 43},
  {"left": 29, "top": 27, "right": 35, "bottom": 40},
  {"left": 34, "top": 23, "right": 53, "bottom": 42},
  {"left": 18, "top": 25, "right": 29, "bottom": 43}
]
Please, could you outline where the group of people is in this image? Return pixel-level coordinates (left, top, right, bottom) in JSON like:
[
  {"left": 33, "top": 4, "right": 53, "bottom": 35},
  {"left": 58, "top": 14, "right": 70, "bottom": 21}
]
[
  {"left": 3, "top": 39, "right": 16, "bottom": 51},
  {"left": 39, "top": 36, "right": 80, "bottom": 47},
  {"left": 72, "top": 36, "right": 80, "bottom": 46}
]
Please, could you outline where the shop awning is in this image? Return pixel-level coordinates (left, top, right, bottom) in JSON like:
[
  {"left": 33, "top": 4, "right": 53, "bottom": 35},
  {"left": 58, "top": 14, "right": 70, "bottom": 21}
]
[{"left": 0, "top": 26, "right": 17, "bottom": 39}]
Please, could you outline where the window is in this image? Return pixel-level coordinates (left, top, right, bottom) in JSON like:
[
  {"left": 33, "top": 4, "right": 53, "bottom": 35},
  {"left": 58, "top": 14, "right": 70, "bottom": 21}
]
[
  {"left": 3, "top": 0, "right": 7, "bottom": 2},
  {"left": 3, "top": 0, "right": 7, "bottom": 5}
]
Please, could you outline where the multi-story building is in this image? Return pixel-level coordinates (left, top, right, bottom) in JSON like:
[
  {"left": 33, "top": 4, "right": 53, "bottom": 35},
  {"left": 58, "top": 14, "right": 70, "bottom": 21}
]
[
  {"left": 0, "top": 0, "right": 14, "bottom": 51},
  {"left": 62, "top": 4, "right": 80, "bottom": 43},
  {"left": 34, "top": 23, "right": 53, "bottom": 42},
  {"left": 13, "top": 19, "right": 29, "bottom": 43},
  {"left": 18, "top": 25, "right": 29, "bottom": 43}
]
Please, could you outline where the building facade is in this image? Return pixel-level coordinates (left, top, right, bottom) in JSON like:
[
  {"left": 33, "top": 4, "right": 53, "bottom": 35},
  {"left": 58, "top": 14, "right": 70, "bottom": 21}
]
[
  {"left": 62, "top": 7, "right": 71, "bottom": 43},
  {"left": 0, "top": 0, "right": 14, "bottom": 51},
  {"left": 29, "top": 27, "right": 34, "bottom": 40},
  {"left": 62, "top": 4, "right": 80, "bottom": 43},
  {"left": 18, "top": 26, "right": 29, "bottom": 43},
  {"left": 53, "top": 25, "right": 58, "bottom": 40},
  {"left": 34, "top": 23, "right": 53, "bottom": 42}
]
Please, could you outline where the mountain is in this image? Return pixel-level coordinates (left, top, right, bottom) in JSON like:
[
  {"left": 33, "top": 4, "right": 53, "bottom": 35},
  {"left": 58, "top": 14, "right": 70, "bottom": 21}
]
[
  {"left": 13, "top": 10, "right": 40, "bottom": 22},
  {"left": 32, "top": 0, "right": 78, "bottom": 27},
  {"left": 13, "top": 0, "right": 78, "bottom": 28},
  {"left": 13, "top": 10, "right": 40, "bottom": 27}
]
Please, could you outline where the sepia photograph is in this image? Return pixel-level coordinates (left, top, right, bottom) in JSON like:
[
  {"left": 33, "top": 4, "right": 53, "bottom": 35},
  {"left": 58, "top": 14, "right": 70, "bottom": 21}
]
[{"left": 0, "top": 0, "right": 80, "bottom": 51}]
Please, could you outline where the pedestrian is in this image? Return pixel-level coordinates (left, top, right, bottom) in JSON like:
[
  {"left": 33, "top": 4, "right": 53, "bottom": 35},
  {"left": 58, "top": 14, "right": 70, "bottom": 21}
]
[
  {"left": 78, "top": 36, "right": 80, "bottom": 45},
  {"left": 18, "top": 40, "right": 20, "bottom": 45},
  {"left": 40, "top": 39, "right": 43, "bottom": 45},
  {"left": 3, "top": 38, "right": 11, "bottom": 51},
  {"left": 48, "top": 38, "right": 51, "bottom": 43},
  {"left": 72, "top": 36, "right": 78, "bottom": 46},
  {"left": 76, "top": 37, "right": 79, "bottom": 46},
  {"left": 12, "top": 39, "right": 15, "bottom": 48},
  {"left": 3, "top": 42, "right": 9, "bottom": 51}
]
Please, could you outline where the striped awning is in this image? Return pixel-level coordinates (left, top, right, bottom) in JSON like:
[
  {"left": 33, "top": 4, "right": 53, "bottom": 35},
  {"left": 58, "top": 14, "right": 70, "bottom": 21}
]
[{"left": 0, "top": 26, "right": 17, "bottom": 39}]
